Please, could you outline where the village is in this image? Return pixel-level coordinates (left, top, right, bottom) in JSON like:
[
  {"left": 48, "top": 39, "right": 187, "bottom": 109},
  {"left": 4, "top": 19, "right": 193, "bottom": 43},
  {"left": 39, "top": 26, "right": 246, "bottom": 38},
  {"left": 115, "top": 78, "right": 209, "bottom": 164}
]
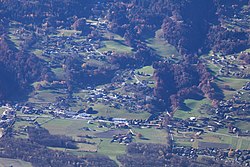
[
  {"left": 2, "top": 7, "right": 249, "bottom": 166},
  {"left": 0, "top": 87, "right": 249, "bottom": 166}
]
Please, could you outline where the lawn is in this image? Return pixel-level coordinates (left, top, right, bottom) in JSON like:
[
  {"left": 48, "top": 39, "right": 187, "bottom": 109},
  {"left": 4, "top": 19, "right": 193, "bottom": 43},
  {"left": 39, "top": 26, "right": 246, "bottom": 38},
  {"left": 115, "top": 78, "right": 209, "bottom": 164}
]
[
  {"left": 174, "top": 98, "right": 211, "bottom": 120},
  {"left": 98, "top": 40, "right": 132, "bottom": 53},
  {"left": 146, "top": 38, "right": 180, "bottom": 58},
  {"left": 0, "top": 158, "right": 32, "bottom": 167}
]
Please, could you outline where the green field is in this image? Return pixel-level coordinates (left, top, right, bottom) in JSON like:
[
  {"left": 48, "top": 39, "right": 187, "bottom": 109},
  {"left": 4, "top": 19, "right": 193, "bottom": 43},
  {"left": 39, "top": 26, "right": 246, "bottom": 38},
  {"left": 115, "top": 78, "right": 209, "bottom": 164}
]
[
  {"left": 13, "top": 120, "right": 32, "bottom": 139},
  {"left": 28, "top": 89, "right": 67, "bottom": 104},
  {"left": 102, "top": 31, "right": 125, "bottom": 42},
  {"left": 134, "top": 66, "right": 155, "bottom": 87},
  {"left": 132, "top": 128, "right": 167, "bottom": 145},
  {"left": 215, "top": 77, "right": 250, "bottom": 99},
  {"left": 40, "top": 118, "right": 167, "bottom": 163},
  {"left": 93, "top": 103, "right": 150, "bottom": 119},
  {"left": 146, "top": 38, "right": 180, "bottom": 58},
  {"left": 196, "top": 132, "right": 250, "bottom": 150},
  {"left": 0, "top": 158, "right": 32, "bottom": 167},
  {"left": 98, "top": 138, "right": 126, "bottom": 161},
  {"left": 51, "top": 68, "right": 65, "bottom": 80},
  {"left": 174, "top": 129, "right": 250, "bottom": 150},
  {"left": 235, "top": 121, "right": 250, "bottom": 131},
  {"left": 98, "top": 40, "right": 132, "bottom": 53},
  {"left": 8, "top": 34, "right": 21, "bottom": 49},
  {"left": 42, "top": 118, "right": 98, "bottom": 138},
  {"left": 135, "top": 66, "right": 154, "bottom": 75},
  {"left": 174, "top": 98, "right": 211, "bottom": 120},
  {"left": 217, "top": 77, "right": 250, "bottom": 90}
]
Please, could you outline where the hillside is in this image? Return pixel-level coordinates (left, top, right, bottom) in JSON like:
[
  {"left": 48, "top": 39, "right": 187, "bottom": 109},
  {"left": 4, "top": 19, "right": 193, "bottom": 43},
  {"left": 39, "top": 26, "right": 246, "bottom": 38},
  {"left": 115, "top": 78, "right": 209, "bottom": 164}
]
[{"left": 0, "top": 0, "right": 249, "bottom": 167}]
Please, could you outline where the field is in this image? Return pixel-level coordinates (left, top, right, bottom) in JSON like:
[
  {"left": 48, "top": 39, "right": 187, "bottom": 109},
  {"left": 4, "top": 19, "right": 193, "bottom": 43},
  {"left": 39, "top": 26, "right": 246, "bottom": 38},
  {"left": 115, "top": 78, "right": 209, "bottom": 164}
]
[
  {"left": 40, "top": 118, "right": 167, "bottom": 162},
  {"left": 174, "top": 98, "right": 211, "bottom": 120},
  {"left": 0, "top": 158, "right": 32, "bottom": 167},
  {"left": 135, "top": 66, "right": 154, "bottom": 75},
  {"left": 216, "top": 77, "right": 250, "bottom": 90},
  {"left": 235, "top": 121, "right": 250, "bottom": 131},
  {"left": 146, "top": 37, "right": 180, "bottom": 58},
  {"left": 102, "top": 31, "right": 125, "bottom": 42},
  {"left": 92, "top": 103, "right": 150, "bottom": 120},
  {"left": 196, "top": 132, "right": 250, "bottom": 150},
  {"left": 51, "top": 68, "right": 65, "bottom": 80},
  {"left": 174, "top": 130, "right": 250, "bottom": 150},
  {"left": 134, "top": 66, "right": 155, "bottom": 87},
  {"left": 98, "top": 40, "right": 132, "bottom": 53},
  {"left": 28, "top": 89, "right": 67, "bottom": 105}
]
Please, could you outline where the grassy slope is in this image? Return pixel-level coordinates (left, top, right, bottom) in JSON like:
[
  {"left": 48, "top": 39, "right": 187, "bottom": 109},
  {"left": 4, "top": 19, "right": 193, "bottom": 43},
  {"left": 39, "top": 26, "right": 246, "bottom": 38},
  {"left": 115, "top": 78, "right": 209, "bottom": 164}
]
[
  {"left": 98, "top": 40, "right": 132, "bottom": 53},
  {"left": 174, "top": 98, "right": 211, "bottom": 120},
  {"left": 146, "top": 38, "right": 180, "bottom": 58}
]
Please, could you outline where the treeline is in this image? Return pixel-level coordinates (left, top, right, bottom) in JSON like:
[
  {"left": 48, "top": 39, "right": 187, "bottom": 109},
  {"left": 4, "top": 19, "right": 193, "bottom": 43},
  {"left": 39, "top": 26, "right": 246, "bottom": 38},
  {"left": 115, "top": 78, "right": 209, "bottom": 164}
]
[
  {"left": 153, "top": 58, "right": 223, "bottom": 111},
  {"left": 117, "top": 143, "right": 232, "bottom": 167},
  {"left": 0, "top": 136, "right": 117, "bottom": 167},
  {"left": 0, "top": 35, "right": 52, "bottom": 101},
  {"left": 27, "top": 126, "right": 77, "bottom": 149}
]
